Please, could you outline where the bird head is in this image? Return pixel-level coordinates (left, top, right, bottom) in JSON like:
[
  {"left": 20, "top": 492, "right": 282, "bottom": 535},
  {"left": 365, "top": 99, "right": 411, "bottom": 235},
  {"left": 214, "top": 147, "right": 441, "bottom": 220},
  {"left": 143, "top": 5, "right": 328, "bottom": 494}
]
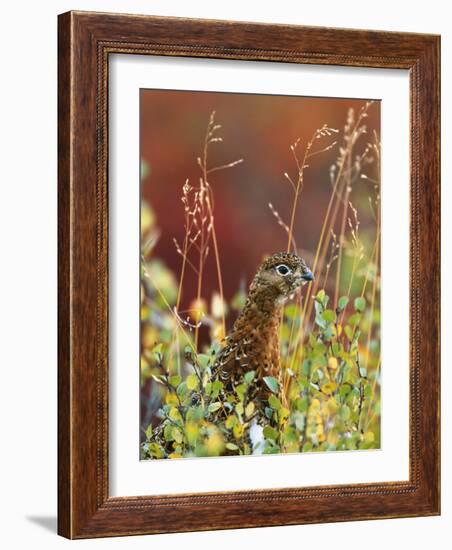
[{"left": 251, "top": 252, "right": 314, "bottom": 304}]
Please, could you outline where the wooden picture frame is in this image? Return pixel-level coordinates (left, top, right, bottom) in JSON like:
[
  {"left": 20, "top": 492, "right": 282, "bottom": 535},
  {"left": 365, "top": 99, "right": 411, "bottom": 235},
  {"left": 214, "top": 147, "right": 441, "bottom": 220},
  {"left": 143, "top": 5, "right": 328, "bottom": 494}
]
[{"left": 58, "top": 11, "right": 440, "bottom": 538}]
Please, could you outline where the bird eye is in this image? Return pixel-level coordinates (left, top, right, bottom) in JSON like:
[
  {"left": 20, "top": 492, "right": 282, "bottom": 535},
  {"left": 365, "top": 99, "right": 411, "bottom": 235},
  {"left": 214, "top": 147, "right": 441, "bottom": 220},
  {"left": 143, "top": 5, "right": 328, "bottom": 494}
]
[{"left": 276, "top": 264, "right": 291, "bottom": 276}]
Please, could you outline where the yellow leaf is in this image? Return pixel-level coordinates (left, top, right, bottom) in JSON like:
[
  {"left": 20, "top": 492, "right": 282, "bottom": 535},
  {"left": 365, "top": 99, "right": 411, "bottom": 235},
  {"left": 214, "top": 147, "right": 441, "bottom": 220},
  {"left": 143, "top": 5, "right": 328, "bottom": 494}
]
[
  {"left": 321, "top": 382, "right": 337, "bottom": 395},
  {"left": 169, "top": 406, "right": 182, "bottom": 422},
  {"left": 205, "top": 429, "right": 225, "bottom": 456},
  {"left": 184, "top": 422, "right": 199, "bottom": 445},
  {"left": 225, "top": 415, "right": 237, "bottom": 429},
  {"left": 316, "top": 424, "right": 325, "bottom": 441},
  {"left": 233, "top": 422, "right": 244, "bottom": 439},
  {"left": 327, "top": 429, "right": 339, "bottom": 445},
  {"left": 326, "top": 397, "right": 338, "bottom": 414},
  {"left": 328, "top": 357, "right": 338, "bottom": 370},
  {"left": 310, "top": 398, "right": 321, "bottom": 411},
  {"left": 165, "top": 393, "right": 179, "bottom": 406},
  {"left": 140, "top": 305, "right": 150, "bottom": 321},
  {"left": 279, "top": 406, "right": 290, "bottom": 421},
  {"left": 142, "top": 325, "right": 158, "bottom": 347},
  {"left": 245, "top": 402, "right": 255, "bottom": 417},
  {"left": 172, "top": 428, "right": 183, "bottom": 444}
]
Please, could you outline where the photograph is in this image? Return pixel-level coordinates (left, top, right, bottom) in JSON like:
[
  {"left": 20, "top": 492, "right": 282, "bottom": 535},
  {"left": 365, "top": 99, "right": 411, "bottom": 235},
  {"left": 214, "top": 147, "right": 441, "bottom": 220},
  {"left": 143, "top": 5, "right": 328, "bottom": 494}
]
[{"left": 139, "top": 89, "right": 382, "bottom": 460}]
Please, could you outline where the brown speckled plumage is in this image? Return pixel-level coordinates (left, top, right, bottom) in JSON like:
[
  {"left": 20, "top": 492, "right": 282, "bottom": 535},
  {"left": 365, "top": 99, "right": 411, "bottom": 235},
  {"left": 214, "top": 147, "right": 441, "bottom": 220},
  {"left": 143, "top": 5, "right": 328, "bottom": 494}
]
[{"left": 214, "top": 252, "right": 313, "bottom": 395}]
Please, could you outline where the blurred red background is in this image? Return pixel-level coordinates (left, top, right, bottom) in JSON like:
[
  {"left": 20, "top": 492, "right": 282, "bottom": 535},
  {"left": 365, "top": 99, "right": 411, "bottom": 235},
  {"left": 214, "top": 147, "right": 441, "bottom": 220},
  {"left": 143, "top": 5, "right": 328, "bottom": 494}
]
[{"left": 140, "top": 89, "right": 380, "bottom": 315}]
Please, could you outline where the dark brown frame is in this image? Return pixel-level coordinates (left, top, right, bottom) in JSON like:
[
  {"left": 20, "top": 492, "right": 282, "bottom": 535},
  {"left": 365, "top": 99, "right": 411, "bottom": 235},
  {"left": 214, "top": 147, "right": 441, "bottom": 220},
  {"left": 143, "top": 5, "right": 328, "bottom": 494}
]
[{"left": 58, "top": 11, "right": 440, "bottom": 539}]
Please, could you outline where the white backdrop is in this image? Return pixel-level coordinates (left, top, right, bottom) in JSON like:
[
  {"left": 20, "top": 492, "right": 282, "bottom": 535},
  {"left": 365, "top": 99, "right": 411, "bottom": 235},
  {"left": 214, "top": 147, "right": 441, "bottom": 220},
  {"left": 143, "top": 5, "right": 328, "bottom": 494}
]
[
  {"left": 110, "top": 56, "right": 409, "bottom": 496},
  {"left": 0, "top": 1, "right": 449, "bottom": 549}
]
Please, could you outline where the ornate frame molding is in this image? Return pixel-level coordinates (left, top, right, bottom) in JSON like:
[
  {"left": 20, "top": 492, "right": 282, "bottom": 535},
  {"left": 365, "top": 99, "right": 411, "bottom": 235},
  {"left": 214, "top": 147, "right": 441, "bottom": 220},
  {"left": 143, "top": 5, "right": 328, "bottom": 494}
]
[{"left": 58, "top": 11, "right": 440, "bottom": 538}]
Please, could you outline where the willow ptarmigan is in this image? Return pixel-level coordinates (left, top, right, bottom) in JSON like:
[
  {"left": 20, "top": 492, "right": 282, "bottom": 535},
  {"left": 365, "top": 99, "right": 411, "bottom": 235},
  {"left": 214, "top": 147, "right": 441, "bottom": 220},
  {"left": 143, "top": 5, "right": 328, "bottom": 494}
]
[{"left": 214, "top": 252, "right": 313, "bottom": 398}]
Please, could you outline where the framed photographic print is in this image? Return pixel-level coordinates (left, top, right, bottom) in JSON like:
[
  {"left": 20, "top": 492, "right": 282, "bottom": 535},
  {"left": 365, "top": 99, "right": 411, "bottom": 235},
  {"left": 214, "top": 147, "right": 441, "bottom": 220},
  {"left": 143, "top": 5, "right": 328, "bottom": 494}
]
[{"left": 58, "top": 11, "right": 440, "bottom": 538}]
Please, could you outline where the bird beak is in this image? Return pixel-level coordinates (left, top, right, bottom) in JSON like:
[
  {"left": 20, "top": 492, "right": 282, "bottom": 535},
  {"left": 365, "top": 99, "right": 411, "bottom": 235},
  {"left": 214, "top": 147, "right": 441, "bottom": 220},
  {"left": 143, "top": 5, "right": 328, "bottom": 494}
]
[{"left": 301, "top": 269, "right": 314, "bottom": 282}]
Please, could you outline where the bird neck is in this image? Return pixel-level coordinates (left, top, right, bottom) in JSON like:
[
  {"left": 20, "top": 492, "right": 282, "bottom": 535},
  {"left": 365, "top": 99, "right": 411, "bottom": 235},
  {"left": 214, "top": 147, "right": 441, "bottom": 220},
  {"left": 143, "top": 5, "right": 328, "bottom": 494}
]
[
  {"left": 237, "top": 285, "right": 283, "bottom": 332},
  {"left": 223, "top": 284, "right": 284, "bottom": 382}
]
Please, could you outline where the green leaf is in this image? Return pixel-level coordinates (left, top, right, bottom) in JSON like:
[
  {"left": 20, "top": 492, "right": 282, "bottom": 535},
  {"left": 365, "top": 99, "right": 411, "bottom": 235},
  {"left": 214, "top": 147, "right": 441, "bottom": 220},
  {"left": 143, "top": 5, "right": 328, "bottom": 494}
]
[
  {"left": 268, "top": 394, "right": 282, "bottom": 410},
  {"left": 340, "top": 405, "right": 351, "bottom": 421},
  {"left": 208, "top": 402, "right": 222, "bottom": 413},
  {"left": 235, "top": 383, "right": 247, "bottom": 401},
  {"left": 348, "top": 313, "right": 361, "bottom": 327},
  {"left": 176, "top": 381, "right": 188, "bottom": 398},
  {"left": 338, "top": 296, "right": 349, "bottom": 311},
  {"left": 263, "top": 426, "right": 278, "bottom": 441},
  {"left": 284, "top": 304, "right": 299, "bottom": 320},
  {"left": 168, "top": 375, "right": 181, "bottom": 387},
  {"left": 315, "top": 315, "right": 327, "bottom": 329},
  {"left": 164, "top": 423, "right": 174, "bottom": 441},
  {"left": 186, "top": 374, "right": 199, "bottom": 390},
  {"left": 244, "top": 370, "right": 256, "bottom": 384},
  {"left": 210, "top": 380, "right": 223, "bottom": 399},
  {"left": 296, "top": 397, "right": 308, "bottom": 413},
  {"left": 263, "top": 376, "right": 279, "bottom": 394},
  {"left": 169, "top": 406, "right": 182, "bottom": 422},
  {"left": 148, "top": 442, "right": 164, "bottom": 459},
  {"left": 186, "top": 406, "right": 203, "bottom": 422},
  {"left": 364, "top": 383, "right": 373, "bottom": 399},
  {"left": 339, "top": 384, "right": 352, "bottom": 399},
  {"left": 314, "top": 300, "right": 324, "bottom": 317},
  {"left": 322, "top": 309, "right": 336, "bottom": 323},
  {"left": 354, "top": 297, "right": 366, "bottom": 312},
  {"left": 314, "top": 354, "right": 327, "bottom": 368},
  {"left": 302, "top": 359, "right": 311, "bottom": 376},
  {"left": 152, "top": 342, "right": 164, "bottom": 356},
  {"left": 197, "top": 354, "right": 210, "bottom": 370},
  {"left": 315, "top": 289, "right": 326, "bottom": 306},
  {"left": 331, "top": 342, "right": 342, "bottom": 356},
  {"left": 145, "top": 424, "right": 153, "bottom": 439},
  {"left": 226, "top": 442, "right": 239, "bottom": 451},
  {"left": 172, "top": 428, "right": 183, "bottom": 444}
]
